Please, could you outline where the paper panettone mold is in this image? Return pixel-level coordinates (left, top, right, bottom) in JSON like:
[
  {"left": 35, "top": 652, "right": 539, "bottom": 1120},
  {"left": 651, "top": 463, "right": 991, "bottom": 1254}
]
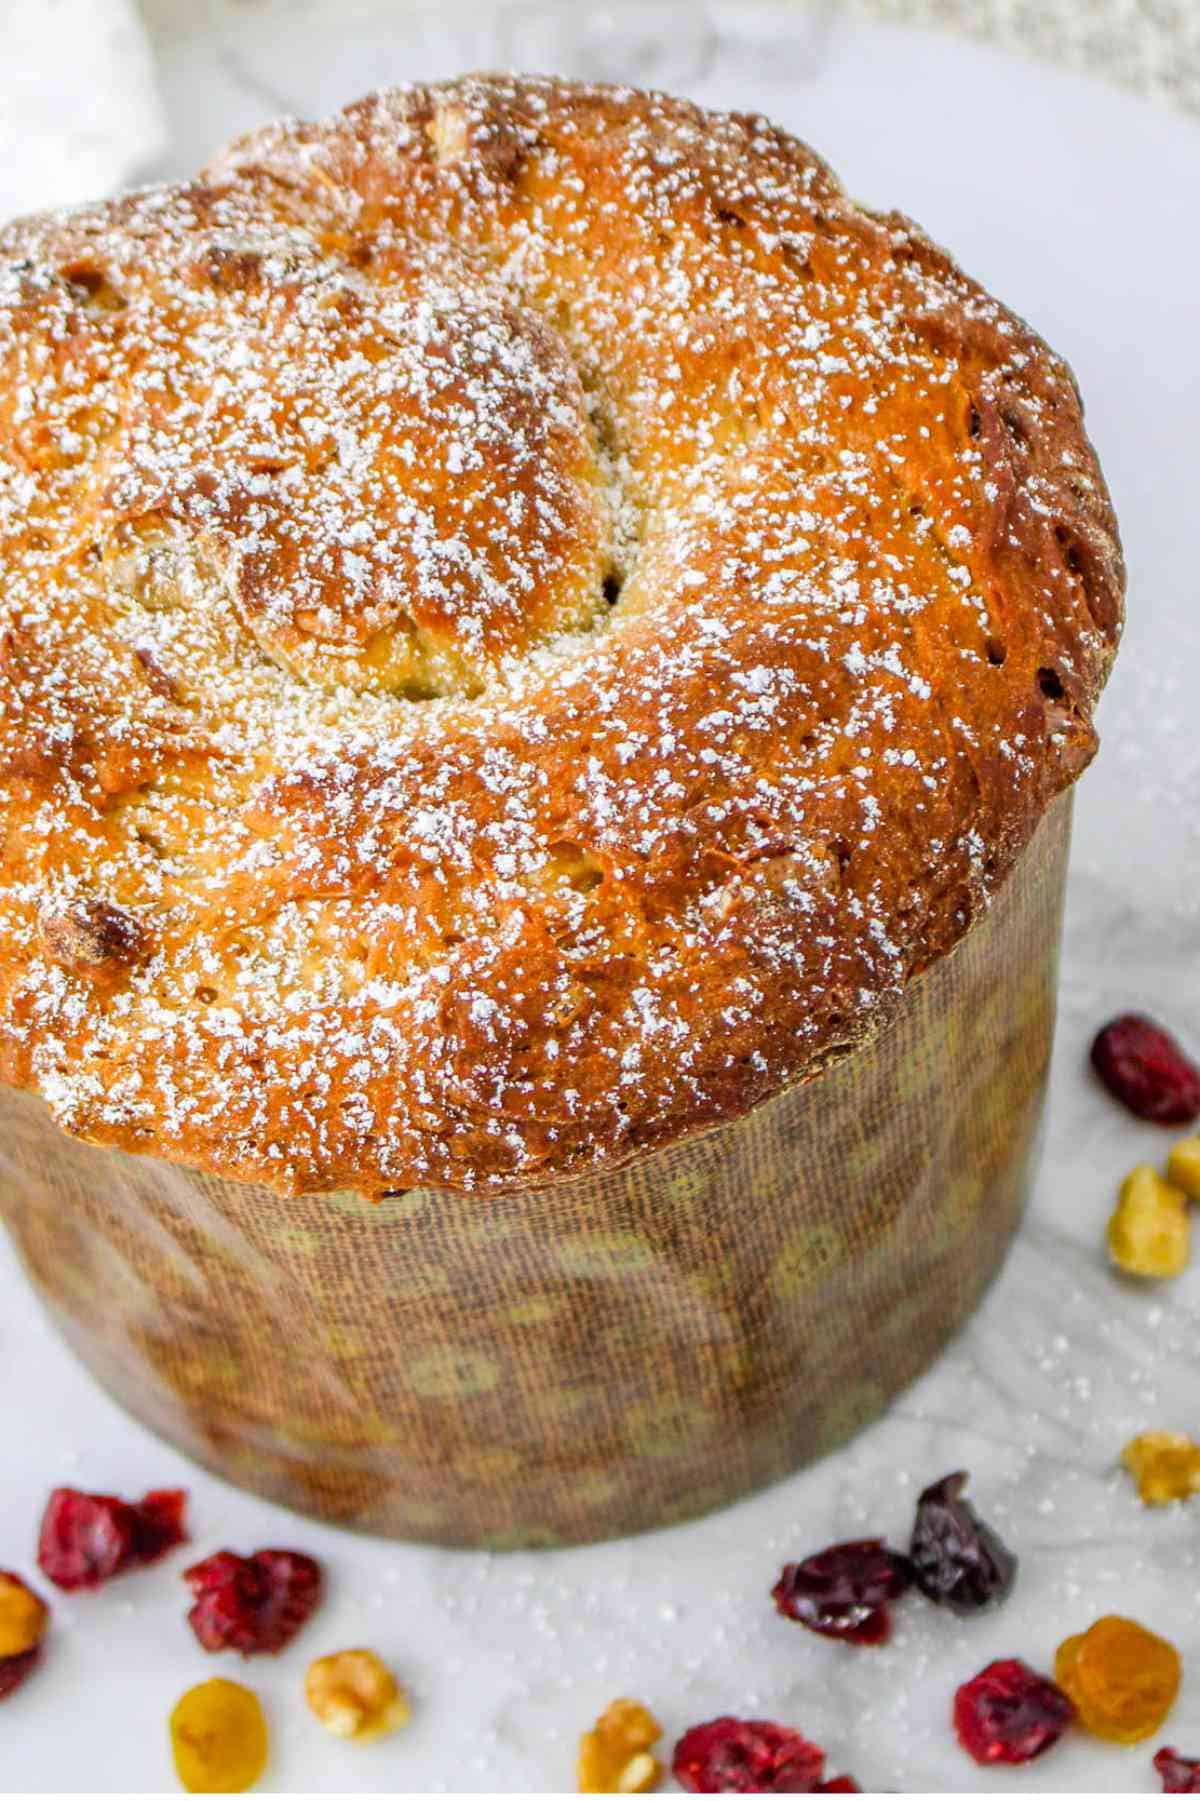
[{"left": 0, "top": 797, "right": 1069, "bottom": 1547}]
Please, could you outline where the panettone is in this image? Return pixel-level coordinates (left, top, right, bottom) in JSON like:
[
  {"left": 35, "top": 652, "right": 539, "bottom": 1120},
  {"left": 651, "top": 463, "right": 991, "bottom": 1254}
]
[{"left": 0, "top": 77, "right": 1122, "bottom": 1544}]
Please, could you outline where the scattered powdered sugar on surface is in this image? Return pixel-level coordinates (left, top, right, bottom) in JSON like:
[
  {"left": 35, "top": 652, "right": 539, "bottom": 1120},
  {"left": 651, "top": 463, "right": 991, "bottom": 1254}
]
[{"left": 0, "top": 76, "right": 1120, "bottom": 1192}]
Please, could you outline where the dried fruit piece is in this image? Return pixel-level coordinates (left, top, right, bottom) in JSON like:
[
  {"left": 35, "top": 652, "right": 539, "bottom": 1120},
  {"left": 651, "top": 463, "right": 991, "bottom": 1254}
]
[
  {"left": 305, "top": 1648, "right": 410, "bottom": 1745},
  {"left": 0, "top": 1647, "right": 40, "bottom": 1701},
  {"left": 771, "top": 1539, "right": 913, "bottom": 1645},
  {"left": 184, "top": 1549, "right": 322, "bottom": 1655},
  {"left": 1167, "top": 1138, "right": 1200, "bottom": 1202},
  {"left": 0, "top": 1570, "right": 48, "bottom": 1659},
  {"left": 1055, "top": 1616, "right": 1181, "bottom": 1743},
  {"left": 954, "top": 1659, "right": 1073, "bottom": 1764},
  {"left": 1107, "top": 1166, "right": 1190, "bottom": 1279},
  {"left": 1091, "top": 1015, "right": 1200, "bottom": 1125},
  {"left": 818, "top": 1780, "right": 860, "bottom": 1794},
  {"left": 578, "top": 1697, "right": 663, "bottom": 1793},
  {"left": 909, "top": 1470, "right": 1017, "bottom": 1613},
  {"left": 134, "top": 1488, "right": 190, "bottom": 1562},
  {"left": 0, "top": 1570, "right": 48, "bottom": 1701},
  {"left": 1156, "top": 1748, "right": 1200, "bottom": 1792},
  {"left": 37, "top": 1485, "right": 188, "bottom": 1590},
  {"left": 170, "top": 1677, "right": 268, "bottom": 1793},
  {"left": 38, "top": 895, "right": 148, "bottom": 974},
  {"left": 672, "top": 1717, "right": 827, "bottom": 1793},
  {"left": 1122, "top": 1432, "right": 1200, "bottom": 1505}
]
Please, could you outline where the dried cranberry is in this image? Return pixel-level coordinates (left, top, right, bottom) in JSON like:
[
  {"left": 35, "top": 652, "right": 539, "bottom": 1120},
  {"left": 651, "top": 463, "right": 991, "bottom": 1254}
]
[
  {"left": 132, "top": 1488, "right": 189, "bottom": 1563},
  {"left": 954, "top": 1659, "right": 1074, "bottom": 1764},
  {"left": 37, "top": 1486, "right": 188, "bottom": 1591},
  {"left": 0, "top": 1647, "right": 40, "bottom": 1701},
  {"left": 1156, "top": 1749, "right": 1200, "bottom": 1793},
  {"left": 818, "top": 1779, "right": 860, "bottom": 1793},
  {"left": 1091, "top": 1015, "right": 1200, "bottom": 1125},
  {"left": 772, "top": 1539, "right": 913, "bottom": 1645},
  {"left": 909, "top": 1471, "right": 1017, "bottom": 1614},
  {"left": 184, "top": 1549, "right": 322, "bottom": 1655},
  {"left": 672, "top": 1717, "right": 827, "bottom": 1792}
]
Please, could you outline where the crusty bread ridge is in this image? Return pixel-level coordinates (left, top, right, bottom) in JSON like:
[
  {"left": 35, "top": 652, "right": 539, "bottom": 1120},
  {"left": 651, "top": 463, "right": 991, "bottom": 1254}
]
[{"left": 0, "top": 76, "right": 1122, "bottom": 1194}]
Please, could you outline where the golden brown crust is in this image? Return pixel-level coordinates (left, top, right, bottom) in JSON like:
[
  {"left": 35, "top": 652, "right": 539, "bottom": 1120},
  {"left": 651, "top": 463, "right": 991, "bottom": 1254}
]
[{"left": 0, "top": 76, "right": 1122, "bottom": 1194}]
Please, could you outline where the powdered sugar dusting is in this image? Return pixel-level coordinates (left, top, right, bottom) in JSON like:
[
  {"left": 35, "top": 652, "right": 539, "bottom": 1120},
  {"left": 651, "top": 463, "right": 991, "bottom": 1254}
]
[{"left": 0, "top": 76, "right": 1121, "bottom": 1193}]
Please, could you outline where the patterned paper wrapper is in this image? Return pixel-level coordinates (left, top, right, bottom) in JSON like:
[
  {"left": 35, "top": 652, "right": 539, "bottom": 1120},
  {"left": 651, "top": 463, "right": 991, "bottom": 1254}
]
[{"left": 0, "top": 795, "right": 1070, "bottom": 1548}]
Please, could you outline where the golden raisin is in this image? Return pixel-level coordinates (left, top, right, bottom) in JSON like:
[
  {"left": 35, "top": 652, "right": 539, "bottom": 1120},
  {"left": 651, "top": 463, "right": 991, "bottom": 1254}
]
[
  {"left": 0, "top": 1571, "right": 48, "bottom": 1658},
  {"left": 578, "top": 1697, "right": 663, "bottom": 1793},
  {"left": 304, "top": 1648, "right": 410, "bottom": 1743},
  {"left": 1167, "top": 1137, "right": 1200, "bottom": 1202},
  {"left": 170, "top": 1677, "right": 268, "bottom": 1793},
  {"left": 1054, "top": 1616, "right": 1181, "bottom": 1743},
  {"left": 1122, "top": 1432, "right": 1200, "bottom": 1505},
  {"left": 1107, "top": 1166, "right": 1190, "bottom": 1278}
]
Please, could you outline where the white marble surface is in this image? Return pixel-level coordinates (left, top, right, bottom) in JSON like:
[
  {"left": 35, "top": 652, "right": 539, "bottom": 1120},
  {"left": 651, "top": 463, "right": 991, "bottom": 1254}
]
[{"left": 3, "top": 4, "right": 1200, "bottom": 1792}]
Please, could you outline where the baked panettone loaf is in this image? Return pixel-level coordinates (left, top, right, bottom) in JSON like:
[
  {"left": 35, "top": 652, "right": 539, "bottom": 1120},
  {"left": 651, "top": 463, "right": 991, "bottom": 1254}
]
[
  {"left": 0, "top": 77, "right": 1124, "bottom": 1545},
  {"left": 0, "top": 76, "right": 1122, "bottom": 1198}
]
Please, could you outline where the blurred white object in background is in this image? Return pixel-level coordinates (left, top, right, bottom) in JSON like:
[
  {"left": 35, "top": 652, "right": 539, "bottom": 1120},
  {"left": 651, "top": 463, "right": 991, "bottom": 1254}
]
[
  {"left": 864, "top": 0, "right": 1200, "bottom": 116},
  {"left": 0, "top": 0, "right": 164, "bottom": 218},
  {"left": 0, "top": 0, "right": 1195, "bottom": 225}
]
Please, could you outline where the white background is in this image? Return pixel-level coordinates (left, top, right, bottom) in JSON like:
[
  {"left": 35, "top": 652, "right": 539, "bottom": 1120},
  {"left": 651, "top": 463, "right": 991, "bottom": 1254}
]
[{"left": 2, "top": 3, "right": 1200, "bottom": 1791}]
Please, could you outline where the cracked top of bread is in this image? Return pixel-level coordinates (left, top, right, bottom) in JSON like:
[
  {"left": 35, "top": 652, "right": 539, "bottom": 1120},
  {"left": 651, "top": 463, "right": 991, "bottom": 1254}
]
[{"left": 0, "top": 75, "right": 1122, "bottom": 1195}]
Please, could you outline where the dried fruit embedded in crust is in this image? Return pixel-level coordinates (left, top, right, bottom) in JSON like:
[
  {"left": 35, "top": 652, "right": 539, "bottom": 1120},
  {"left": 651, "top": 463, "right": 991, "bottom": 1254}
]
[
  {"left": 1122, "top": 1432, "right": 1200, "bottom": 1506},
  {"left": 304, "top": 1648, "right": 410, "bottom": 1744},
  {"left": 184, "top": 1549, "right": 322, "bottom": 1655},
  {"left": 577, "top": 1697, "right": 662, "bottom": 1793},
  {"left": 672, "top": 1717, "right": 828, "bottom": 1793},
  {"left": 1055, "top": 1616, "right": 1181, "bottom": 1744},
  {"left": 37, "top": 896, "right": 147, "bottom": 976},
  {"left": 908, "top": 1469, "right": 1017, "bottom": 1613},
  {"left": 36, "top": 1485, "right": 187, "bottom": 1590},
  {"left": 771, "top": 1539, "right": 913, "bottom": 1644},
  {"left": 954, "top": 1659, "right": 1073, "bottom": 1764},
  {"left": 170, "top": 1677, "right": 268, "bottom": 1794},
  {"left": 1091, "top": 1015, "right": 1200, "bottom": 1125},
  {"left": 1107, "top": 1166, "right": 1190, "bottom": 1279},
  {"left": 0, "top": 75, "right": 1124, "bottom": 1198}
]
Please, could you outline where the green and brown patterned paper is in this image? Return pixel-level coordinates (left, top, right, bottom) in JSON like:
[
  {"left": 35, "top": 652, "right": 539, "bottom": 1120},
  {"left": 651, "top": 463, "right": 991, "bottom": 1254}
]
[{"left": 0, "top": 796, "right": 1070, "bottom": 1548}]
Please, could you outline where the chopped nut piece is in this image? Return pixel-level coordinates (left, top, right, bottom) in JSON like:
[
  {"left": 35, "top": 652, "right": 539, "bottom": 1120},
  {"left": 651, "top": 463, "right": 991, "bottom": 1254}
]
[
  {"left": 304, "top": 1648, "right": 409, "bottom": 1744},
  {"left": 1167, "top": 1138, "right": 1200, "bottom": 1203},
  {"left": 618, "top": 1752, "right": 660, "bottom": 1793},
  {"left": 579, "top": 1698, "right": 663, "bottom": 1794},
  {"left": 1107, "top": 1166, "right": 1190, "bottom": 1278},
  {"left": 1122, "top": 1433, "right": 1200, "bottom": 1505}
]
